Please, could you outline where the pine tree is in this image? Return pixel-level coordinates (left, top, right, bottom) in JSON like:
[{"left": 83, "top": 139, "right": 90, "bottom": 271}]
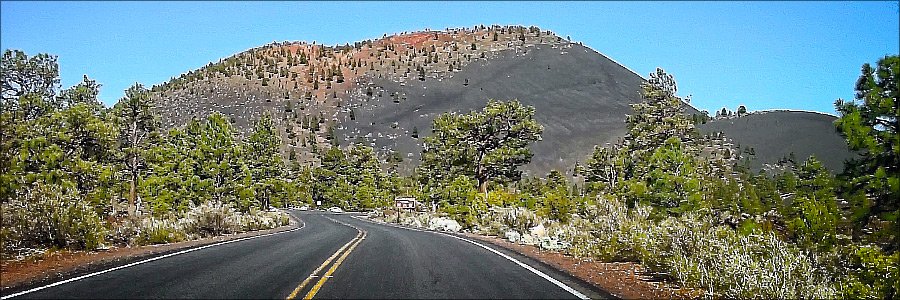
[
  {"left": 420, "top": 99, "right": 543, "bottom": 193},
  {"left": 835, "top": 55, "right": 900, "bottom": 251},
  {"left": 112, "top": 83, "right": 159, "bottom": 216},
  {"left": 246, "top": 113, "right": 284, "bottom": 210}
]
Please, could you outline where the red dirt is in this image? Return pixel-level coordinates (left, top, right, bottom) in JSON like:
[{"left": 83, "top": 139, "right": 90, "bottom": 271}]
[
  {"left": 0, "top": 223, "right": 297, "bottom": 291},
  {"left": 388, "top": 32, "right": 438, "bottom": 47},
  {"left": 464, "top": 233, "right": 704, "bottom": 299}
]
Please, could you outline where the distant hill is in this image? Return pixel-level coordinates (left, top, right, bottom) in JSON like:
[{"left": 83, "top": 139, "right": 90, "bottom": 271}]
[
  {"left": 150, "top": 25, "right": 852, "bottom": 176},
  {"left": 697, "top": 111, "right": 855, "bottom": 172},
  {"left": 344, "top": 41, "right": 648, "bottom": 176}
]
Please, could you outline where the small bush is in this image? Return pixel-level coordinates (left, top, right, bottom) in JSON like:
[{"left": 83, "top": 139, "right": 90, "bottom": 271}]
[
  {"left": 649, "top": 215, "right": 839, "bottom": 298},
  {"left": 236, "top": 208, "right": 290, "bottom": 231},
  {"left": 501, "top": 207, "right": 539, "bottom": 234},
  {"left": 839, "top": 245, "right": 899, "bottom": 299},
  {"left": 1, "top": 183, "right": 106, "bottom": 257},
  {"left": 565, "top": 196, "right": 644, "bottom": 261},
  {"left": 105, "top": 216, "right": 141, "bottom": 246},
  {"left": 559, "top": 195, "right": 840, "bottom": 298},
  {"left": 137, "top": 218, "right": 187, "bottom": 245},
  {"left": 183, "top": 201, "right": 240, "bottom": 236}
]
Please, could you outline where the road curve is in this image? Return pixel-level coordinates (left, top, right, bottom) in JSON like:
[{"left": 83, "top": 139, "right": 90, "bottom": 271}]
[{"left": 3, "top": 211, "right": 610, "bottom": 299}]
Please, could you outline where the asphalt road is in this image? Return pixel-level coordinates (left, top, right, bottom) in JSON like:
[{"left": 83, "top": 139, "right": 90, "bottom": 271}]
[{"left": 4, "top": 211, "right": 609, "bottom": 299}]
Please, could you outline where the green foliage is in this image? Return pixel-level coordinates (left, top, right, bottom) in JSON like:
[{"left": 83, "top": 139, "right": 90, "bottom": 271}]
[
  {"left": 306, "top": 144, "right": 394, "bottom": 210},
  {"left": 624, "top": 68, "right": 697, "bottom": 158},
  {"left": 1, "top": 182, "right": 106, "bottom": 255},
  {"left": 640, "top": 138, "right": 703, "bottom": 212},
  {"left": 1, "top": 49, "right": 296, "bottom": 259},
  {"left": 567, "top": 199, "right": 839, "bottom": 298},
  {"left": 435, "top": 175, "right": 483, "bottom": 228},
  {"left": 500, "top": 207, "right": 539, "bottom": 234},
  {"left": 582, "top": 69, "right": 718, "bottom": 218},
  {"left": 782, "top": 157, "right": 840, "bottom": 251},
  {"left": 840, "top": 245, "right": 899, "bottom": 299},
  {"left": 112, "top": 83, "right": 160, "bottom": 215},
  {"left": 835, "top": 55, "right": 899, "bottom": 252},
  {"left": 246, "top": 114, "right": 285, "bottom": 209},
  {"left": 570, "top": 67, "right": 880, "bottom": 297},
  {"left": 137, "top": 219, "right": 187, "bottom": 245},
  {"left": 1, "top": 49, "right": 60, "bottom": 108},
  {"left": 539, "top": 187, "right": 574, "bottom": 223},
  {"left": 420, "top": 99, "right": 543, "bottom": 193}
]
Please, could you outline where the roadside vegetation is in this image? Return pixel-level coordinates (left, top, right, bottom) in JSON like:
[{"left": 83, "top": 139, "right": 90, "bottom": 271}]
[
  {"left": 364, "top": 60, "right": 899, "bottom": 298},
  {"left": 2, "top": 46, "right": 896, "bottom": 298},
  {"left": 1, "top": 50, "right": 290, "bottom": 259}
]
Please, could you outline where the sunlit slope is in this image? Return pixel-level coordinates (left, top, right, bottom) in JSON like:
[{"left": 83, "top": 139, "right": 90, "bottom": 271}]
[{"left": 697, "top": 111, "right": 855, "bottom": 172}]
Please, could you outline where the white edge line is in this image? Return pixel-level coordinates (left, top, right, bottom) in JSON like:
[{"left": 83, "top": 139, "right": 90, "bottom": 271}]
[
  {"left": 350, "top": 216, "right": 590, "bottom": 300},
  {"left": 2, "top": 215, "right": 306, "bottom": 300}
]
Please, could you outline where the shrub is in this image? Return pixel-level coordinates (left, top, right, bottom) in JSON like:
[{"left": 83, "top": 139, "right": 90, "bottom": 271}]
[
  {"left": 500, "top": 207, "right": 539, "bottom": 234},
  {"left": 565, "top": 196, "right": 647, "bottom": 262},
  {"left": 183, "top": 201, "right": 240, "bottom": 236},
  {"left": 137, "top": 218, "right": 187, "bottom": 245},
  {"left": 561, "top": 195, "right": 839, "bottom": 298},
  {"left": 651, "top": 215, "right": 839, "bottom": 298},
  {"left": 539, "top": 189, "right": 574, "bottom": 222},
  {"left": 1, "top": 182, "right": 106, "bottom": 257},
  {"left": 106, "top": 216, "right": 141, "bottom": 246},
  {"left": 444, "top": 204, "right": 479, "bottom": 229},
  {"left": 236, "top": 208, "right": 290, "bottom": 231},
  {"left": 839, "top": 245, "right": 899, "bottom": 299}
]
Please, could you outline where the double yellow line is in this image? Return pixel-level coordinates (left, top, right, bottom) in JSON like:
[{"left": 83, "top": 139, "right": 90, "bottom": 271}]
[{"left": 287, "top": 218, "right": 367, "bottom": 300}]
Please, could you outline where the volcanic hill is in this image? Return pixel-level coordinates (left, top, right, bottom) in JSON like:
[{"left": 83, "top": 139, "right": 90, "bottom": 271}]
[{"left": 150, "top": 25, "right": 854, "bottom": 176}]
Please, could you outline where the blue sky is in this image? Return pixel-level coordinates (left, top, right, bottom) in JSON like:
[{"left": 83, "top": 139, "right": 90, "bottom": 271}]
[{"left": 2, "top": 1, "right": 897, "bottom": 115}]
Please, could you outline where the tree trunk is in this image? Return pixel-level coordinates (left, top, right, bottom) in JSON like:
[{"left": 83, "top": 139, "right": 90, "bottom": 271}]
[
  {"left": 128, "top": 120, "right": 138, "bottom": 216},
  {"left": 129, "top": 173, "right": 136, "bottom": 216}
]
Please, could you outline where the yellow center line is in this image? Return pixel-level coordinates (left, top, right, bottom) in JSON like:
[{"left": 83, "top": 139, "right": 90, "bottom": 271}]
[
  {"left": 286, "top": 222, "right": 363, "bottom": 300},
  {"left": 302, "top": 230, "right": 367, "bottom": 300}
]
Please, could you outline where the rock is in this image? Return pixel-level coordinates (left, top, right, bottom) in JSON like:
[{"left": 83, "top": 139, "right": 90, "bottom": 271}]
[
  {"left": 505, "top": 230, "right": 521, "bottom": 243},
  {"left": 540, "top": 237, "right": 570, "bottom": 250},
  {"left": 428, "top": 217, "right": 462, "bottom": 232},
  {"left": 530, "top": 223, "right": 547, "bottom": 238},
  {"left": 402, "top": 217, "right": 422, "bottom": 228},
  {"left": 520, "top": 234, "right": 538, "bottom": 245}
]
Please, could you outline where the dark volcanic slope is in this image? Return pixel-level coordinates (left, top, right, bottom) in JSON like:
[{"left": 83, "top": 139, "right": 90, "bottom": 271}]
[
  {"left": 341, "top": 42, "right": 645, "bottom": 177},
  {"left": 697, "top": 111, "right": 855, "bottom": 172},
  {"left": 149, "top": 26, "right": 848, "bottom": 178}
]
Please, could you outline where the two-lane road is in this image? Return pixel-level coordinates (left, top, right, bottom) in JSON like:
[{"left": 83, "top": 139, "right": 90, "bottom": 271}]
[{"left": 4, "top": 211, "right": 609, "bottom": 299}]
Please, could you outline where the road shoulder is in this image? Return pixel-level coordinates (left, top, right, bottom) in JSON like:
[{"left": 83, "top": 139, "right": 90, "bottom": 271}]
[
  {"left": 355, "top": 215, "right": 701, "bottom": 300},
  {"left": 0, "top": 211, "right": 302, "bottom": 294},
  {"left": 463, "top": 234, "right": 703, "bottom": 300},
  {"left": 353, "top": 216, "right": 612, "bottom": 299}
]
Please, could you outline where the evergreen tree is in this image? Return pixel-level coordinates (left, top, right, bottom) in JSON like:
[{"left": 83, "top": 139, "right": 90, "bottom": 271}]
[
  {"left": 193, "top": 113, "right": 244, "bottom": 208},
  {"left": 246, "top": 114, "right": 284, "bottom": 210},
  {"left": 787, "top": 156, "right": 840, "bottom": 251},
  {"left": 420, "top": 99, "right": 543, "bottom": 193},
  {"left": 112, "top": 83, "right": 159, "bottom": 216},
  {"left": 835, "top": 55, "right": 899, "bottom": 251},
  {"left": 58, "top": 75, "right": 101, "bottom": 108},
  {"left": 624, "top": 68, "right": 697, "bottom": 159},
  {"left": 584, "top": 68, "right": 730, "bottom": 215}
]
